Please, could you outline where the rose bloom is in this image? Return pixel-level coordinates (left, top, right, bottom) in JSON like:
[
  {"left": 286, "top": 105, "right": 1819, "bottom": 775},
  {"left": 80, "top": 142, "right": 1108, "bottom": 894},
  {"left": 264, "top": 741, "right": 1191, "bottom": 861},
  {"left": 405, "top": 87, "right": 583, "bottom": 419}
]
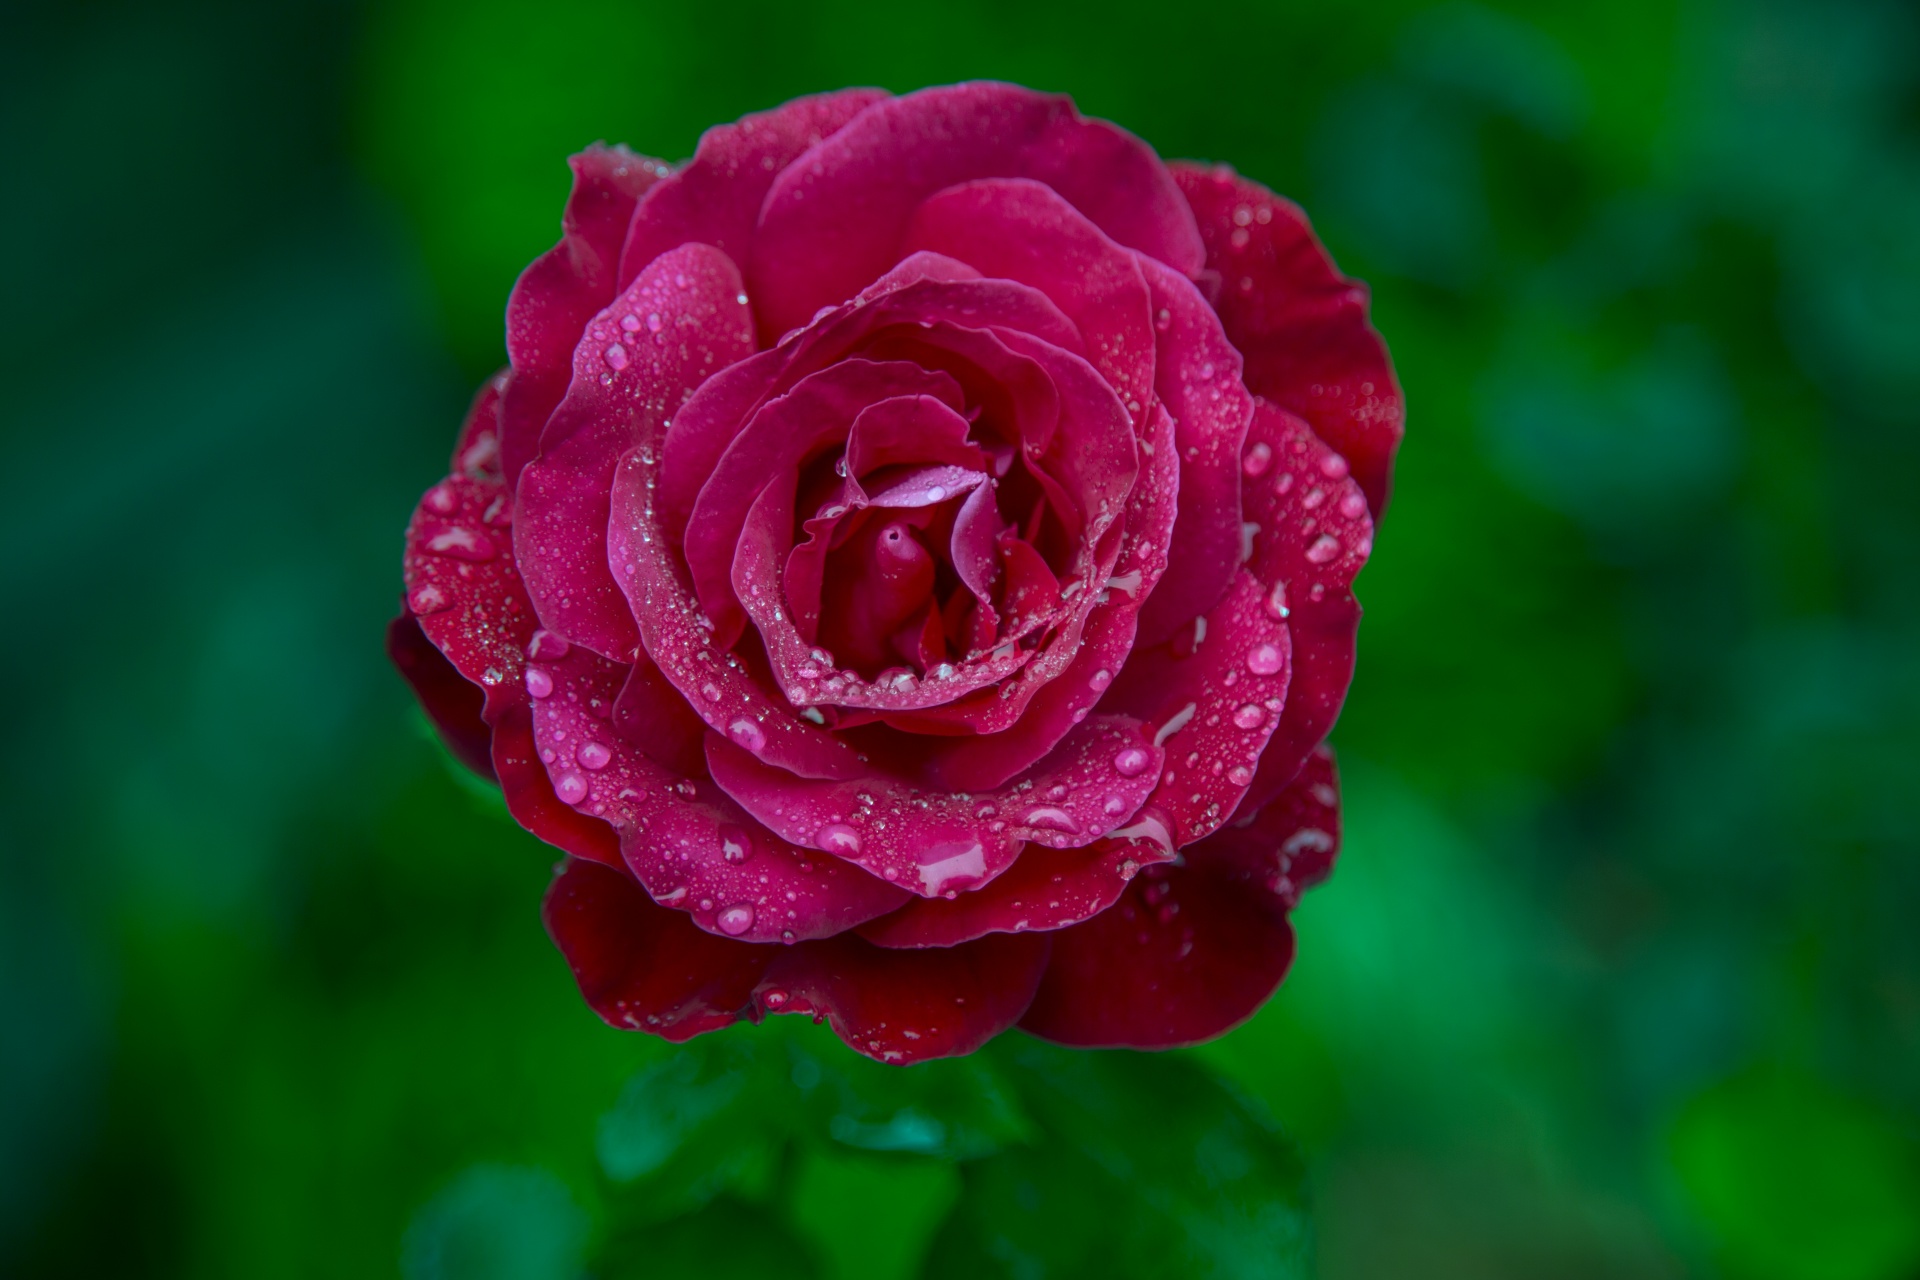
[{"left": 389, "top": 82, "right": 1401, "bottom": 1064}]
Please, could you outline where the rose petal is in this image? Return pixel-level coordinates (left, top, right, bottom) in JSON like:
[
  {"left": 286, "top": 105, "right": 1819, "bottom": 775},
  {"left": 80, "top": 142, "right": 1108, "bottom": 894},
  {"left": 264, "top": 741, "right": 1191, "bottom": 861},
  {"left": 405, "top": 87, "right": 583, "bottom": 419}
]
[
  {"left": 1131, "top": 255, "right": 1253, "bottom": 646},
  {"left": 857, "top": 830, "right": 1177, "bottom": 949},
  {"left": 1019, "top": 749, "right": 1339, "bottom": 1047},
  {"left": 502, "top": 145, "right": 668, "bottom": 486},
  {"left": 751, "top": 82, "right": 1203, "bottom": 337},
  {"left": 544, "top": 856, "right": 770, "bottom": 1040},
  {"left": 1105, "top": 569, "right": 1292, "bottom": 846},
  {"left": 903, "top": 177, "right": 1156, "bottom": 419},
  {"left": 530, "top": 649, "right": 909, "bottom": 942},
  {"left": 387, "top": 612, "right": 494, "bottom": 779},
  {"left": 492, "top": 699, "right": 622, "bottom": 865},
  {"left": 515, "top": 243, "right": 755, "bottom": 660},
  {"left": 684, "top": 360, "right": 964, "bottom": 648},
  {"left": 1232, "top": 400, "right": 1373, "bottom": 817},
  {"left": 617, "top": 88, "right": 890, "bottom": 289},
  {"left": 755, "top": 929, "right": 1051, "bottom": 1064},
  {"left": 705, "top": 714, "right": 1163, "bottom": 895},
  {"left": 402, "top": 478, "right": 534, "bottom": 724},
  {"left": 1172, "top": 163, "right": 1403, "bottom": 515}
]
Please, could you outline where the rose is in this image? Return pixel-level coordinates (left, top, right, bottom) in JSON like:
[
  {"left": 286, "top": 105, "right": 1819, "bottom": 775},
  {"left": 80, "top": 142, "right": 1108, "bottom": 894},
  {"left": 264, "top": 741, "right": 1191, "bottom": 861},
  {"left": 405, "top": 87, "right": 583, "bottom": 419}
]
[{"left": 389, "top": 82, "right": 1401, "bottom": 1065}]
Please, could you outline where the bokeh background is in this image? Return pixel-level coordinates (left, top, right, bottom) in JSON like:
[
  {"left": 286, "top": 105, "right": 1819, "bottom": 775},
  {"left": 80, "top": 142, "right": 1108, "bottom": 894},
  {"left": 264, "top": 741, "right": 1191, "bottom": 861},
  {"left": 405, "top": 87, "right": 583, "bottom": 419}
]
[{"left": 5, "top": 0, "right": 1919, "bottom": 1275}]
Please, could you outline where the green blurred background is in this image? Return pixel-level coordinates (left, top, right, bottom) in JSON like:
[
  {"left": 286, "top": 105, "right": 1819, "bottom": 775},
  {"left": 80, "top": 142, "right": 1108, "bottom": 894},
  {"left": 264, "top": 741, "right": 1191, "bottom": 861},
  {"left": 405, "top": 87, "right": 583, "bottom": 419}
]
[{"left": 5, "top": 0, "right": 1918, "bottom": 1275}]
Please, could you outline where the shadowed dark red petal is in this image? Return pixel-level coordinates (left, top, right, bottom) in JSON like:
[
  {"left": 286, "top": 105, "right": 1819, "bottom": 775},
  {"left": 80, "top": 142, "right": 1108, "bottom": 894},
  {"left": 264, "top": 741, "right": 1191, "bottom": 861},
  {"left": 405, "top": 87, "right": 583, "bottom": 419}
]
[
  {"left": 1019, "top": 749, "right": 1339, "bottom": 1048},
  {"left": 617, "top": 88, "right": 890, "bottom": 289},
  {"left": 1132, "top": 255, "right": 1253, "bottom": 646},
  {"left": 492, "top": 700, "right": 622, "bottom": 866},
  {"left": 502, "top": 145, "right": 667, "bottom": 485},
  {"left": 1172, "top": 162, "right": 1403, "bottom": 515},
  {"left": 756, "top": 929, "right": 1051, "bottom": 1064},
  {"left": 387, "top": 612, "right": 494, "bottom": 779},
  {"left": 903, "top": 177, "right": 1156, "bottom": 418},
  {"left": 856, "top": 831, "right": 1176, "bottom": 949},
  {"left": 1232, "top": 400, "right": 1372, "bottom": 818},
  {"left": 530, "top": 647, "right": 908, "bottom": 941},
  {"left": 543, "top": 857, "right": 771, "bottom": 1040},
  {"left": 751, "top": 82, "right": 1203, "bottom": 337},
  {"left": 515, "top": 243, "right": 755, "bottom": 660}
]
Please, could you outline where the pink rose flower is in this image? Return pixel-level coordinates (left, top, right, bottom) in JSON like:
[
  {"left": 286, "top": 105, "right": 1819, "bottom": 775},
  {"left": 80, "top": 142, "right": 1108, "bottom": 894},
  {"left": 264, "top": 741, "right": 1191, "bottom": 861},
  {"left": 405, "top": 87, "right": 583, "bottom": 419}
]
[{"left": 390, "top": 82, "right": 1401, "bottom": 1064}]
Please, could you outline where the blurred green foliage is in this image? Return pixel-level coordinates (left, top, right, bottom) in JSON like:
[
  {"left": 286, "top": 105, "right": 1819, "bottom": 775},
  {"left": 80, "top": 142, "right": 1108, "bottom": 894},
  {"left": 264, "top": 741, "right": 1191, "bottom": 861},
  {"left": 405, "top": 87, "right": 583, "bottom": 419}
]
[{"left": 4, "top": 0, "right": 1918, "bottom": 1275}]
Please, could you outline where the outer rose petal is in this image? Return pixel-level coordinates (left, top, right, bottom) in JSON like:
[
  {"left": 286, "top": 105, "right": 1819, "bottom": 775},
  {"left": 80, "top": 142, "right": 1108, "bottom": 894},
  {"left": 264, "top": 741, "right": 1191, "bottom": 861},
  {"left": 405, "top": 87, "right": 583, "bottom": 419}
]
[
  {"left": 1131, "top": 255, "right": 1253, "bottom": 647},
  {"left": 1019, "top": 749, "right": 1341, "bottom": 1048},
  {"left": 529, "top": 647, "right": 909, "bottom": 942},
  {"left": 544, "top": 857, "right": 770, "bottom": 1040},
  {"left": 502, "top": 146, "right": 668, "bottom": 485},
  {"left": 1173, "top": 162, "right": 1403, "bottom": 514},
  {"left": 902, "top": 177, "right": 1156, "bottom": 419},
  {"left": 617, "top": 88, "right": 890, "bottom": 289},
  {"left": 755, "top": 930, "right": 1052, "bottom": 1064},
  {"left": 493, "top": 701, "right": 622, "bottom": 866},
  {"left": 1233, "top": 400, "right": 1373, "bottom": 817},
  {"left": 515, "top": 243, "right": 756, "bottom": 660},
  {"left": 751, "top": 81, "right": 1204, "bottom": 337},
  {"left": 855, "top": 832, "right": 1175, "bottom": 949},
  {"left": 387, "top": 612, "right": 493, "bottom": 779}
]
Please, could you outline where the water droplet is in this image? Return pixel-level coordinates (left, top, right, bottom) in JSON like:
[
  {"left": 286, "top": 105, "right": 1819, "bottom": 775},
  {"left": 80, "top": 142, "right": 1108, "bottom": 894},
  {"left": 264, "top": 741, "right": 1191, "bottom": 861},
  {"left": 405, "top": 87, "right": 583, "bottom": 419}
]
[
  {"left": 762, "top": 987, "right": 789, "bottom": 1009},
  {"left": 1263, "top": 581, "right": 1290, "bottom": 619},
  {"left": 975, "top": 803, "right": 998, "bottom": 819},
  {"left": 1340, "top": 491, "right": 1367, "bottom": 519},
  {"left": 816, "top": 823, "right": 861, "bottom": 856},
  {"left": 1154, "top": 308, "right": 1172, "bottom": 331},
  {"left": 619, "top": 313, "right": 642, "bottom": 333},
  {"left": 1232, "top": 703, "right": 1266, "bottom": 730},
  {"left": 525, "top": 668, "right": 555, "bottom": 698},
  {"left": 700, "top": 682, "right": 722, "bottom": 702},
  {"left": 603, "top": 343, "right": 629, "bottom": 371},
  {"left": 1113, "top": 746, "right": 1151, "bottom": 777},
  {"left": 1047, "top": 783, "right": 1069, "bottom": 801},
  {"left": 716, "top": 903, "right": 755, "bottom": 935},
  {"left": 721, "top": 825, "right": 751, "bottom": 864},
  {"left": 555, "top": 772, "right": 588, "bottom": 804},
  {"left": 424, "top": 483, "right": 457, "bottom": 514},
  {"left": 527, "top": 629, "right": 570, "bottom": 660},
  {"left": 426, "top": 526, "right": 495, "bottom": 561},
  {"left": 1102, "top": 793, "right": 1130, "bottom": 817},
  {"left": 727, "top": 717, "right": 767, "bottom": 750},
  {"left": 1242, "top": 441, "right": 1272, "bottom": 477},
  {"left": 1024, "top": 806, "right": 1079, "bottom": 834},
  {"left": 1246, "top": 642, "right": 1284, "bottom": 676},
  {"left": 576, "top": 741, "right": 611, "bottom": 770},
  {"left": 1306, "top": 534, "right": 1340, "bottom": 564},
  {"left": 1089, "top": 668, "right": 1112, "bottom": 691},
  {"left": 1321, "top": 453, "right": 1350, "bottom": 479},
  {"left": 1229, "top": 765, "right": 1254, "bottom": 785},
  {"left": 408, "top": 583, "right": 450, "bottom": 614},
  {"left": 1119, "top": 858, "right": 1140, "bottom": 879}
]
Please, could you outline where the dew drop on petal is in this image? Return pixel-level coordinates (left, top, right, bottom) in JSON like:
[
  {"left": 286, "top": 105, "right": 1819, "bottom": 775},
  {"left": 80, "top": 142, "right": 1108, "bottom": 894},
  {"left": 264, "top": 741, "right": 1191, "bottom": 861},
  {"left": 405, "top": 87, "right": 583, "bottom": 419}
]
[
  {"left": 727, "top": 717, "right": 767, "bottom": 751},
  {"left": 1024, "top": 806, "right": 1079, "bottom": 834},
  {"left": 700, "top": 682, "right": 722, "bottom": 702},
  {"left": 816, "top": 823, "right": 861, "bottom": 856},
  {"left": 555, "top": 772, "right": 588, "bottom": 804},
  {"left": 408, "top": 584, "right": 450, "bottom": 615},
  {"left": 1246, "top": 642, "right": 1284, "bottom": 676},
  {"left": 1089, "top": 668, "right": 1112, "bottom": 691},
  {"left": 762, "top": 988, "right": 789, "bottom": 1009},
  {"left": 716, "top": 904, "right": 755, "bottom": 936},
  {"left": 1340, "top": 491, "right": 1368, "bottom": 519},
  {"left": 527, "top": 629, "right": 571, "bottom": 660},
  {"left": 1321, "top": 453, "right": 1350, "bottom": 479},
  {"left": 1306, "top": 534, "right": 1341, "bottom": 564},
  {"left": 1229, "top": 765, "right": 1254, "bottom": 785},
  {"left": 603, "top": 343, "right": 629, "bottom": 371},
  {"left": 576, "top": 741, "right": 611, "bottom": 770},
  {"left": 525, "top": 668, "right": 554, "bottom": 698},
  {"left": 1232, "top": 703, "right": 1266, "bottom": 730},
  {"left": 1242, "top": 441, "right": 1272, "bottom": 477},
  {"left": 1113, "top": 746, "right": 1152, "bottom": 778}
]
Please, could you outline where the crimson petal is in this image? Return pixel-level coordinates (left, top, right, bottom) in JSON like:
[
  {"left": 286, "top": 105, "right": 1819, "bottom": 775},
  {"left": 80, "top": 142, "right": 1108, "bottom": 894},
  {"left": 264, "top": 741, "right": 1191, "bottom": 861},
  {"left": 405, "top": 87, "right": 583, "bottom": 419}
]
[
  {"left": 1018, "top": 750, "right": 1341, "bottom": 1048},
  {"left": 387, "top": 612, "right": 493, "bottom": 779},
  {"left": 502, "top": 146, "right": 667, "bottom": 486},
  {"left": 543, "top": 857, "right": 770, "bottom": 1040},
  {"left": 515, "top": 243, "right": 755, "bottom": 660},
  {"left": 755, "top": 930, "right": 1051, "bottom": 1064},
  {"left": 1172, "top": 162, "right": 1403, "bottom": 515},
  {"left": 751, "top": 81, "right": 1203, "bottom": 337}
]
